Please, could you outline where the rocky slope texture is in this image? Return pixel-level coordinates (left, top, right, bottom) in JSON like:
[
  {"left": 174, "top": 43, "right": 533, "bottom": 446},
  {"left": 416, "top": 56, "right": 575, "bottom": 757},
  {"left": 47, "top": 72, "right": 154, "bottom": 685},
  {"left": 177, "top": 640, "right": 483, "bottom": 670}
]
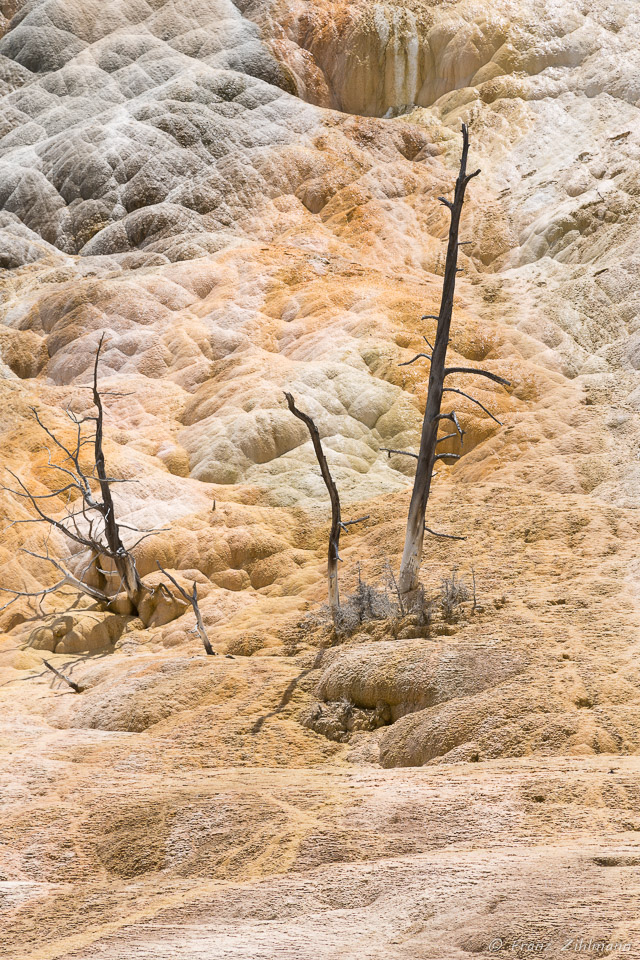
[{"left": 2, "top": 1, "right": 640, "bottom": 957}]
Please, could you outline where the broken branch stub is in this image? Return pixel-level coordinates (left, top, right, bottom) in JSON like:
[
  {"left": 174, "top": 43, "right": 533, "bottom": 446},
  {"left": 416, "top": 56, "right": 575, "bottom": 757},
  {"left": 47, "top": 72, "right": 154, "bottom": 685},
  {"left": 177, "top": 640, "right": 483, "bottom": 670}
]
[
  {"left": 157, "top": 565, "right": 216, "bottom": 656},
  {"left": 42, "top": 659, "right": 82, "bottom": 693},
  {"left": 424, "top": 526, "right": 467, "bottom": 542}
]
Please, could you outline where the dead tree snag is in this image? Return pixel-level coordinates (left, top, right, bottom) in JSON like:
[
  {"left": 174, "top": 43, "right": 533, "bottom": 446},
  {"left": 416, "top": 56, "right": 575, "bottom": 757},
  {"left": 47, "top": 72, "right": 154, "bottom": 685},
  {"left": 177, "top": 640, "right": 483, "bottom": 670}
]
[
  {"left": 0, "top": 334, "right": 161, "bottom": 618},
  {"left": 284, "top": 392, "right": 367, "bottom": 623},
  {"left": 397, "top": 124, "right": 510, "bottom": 596}
]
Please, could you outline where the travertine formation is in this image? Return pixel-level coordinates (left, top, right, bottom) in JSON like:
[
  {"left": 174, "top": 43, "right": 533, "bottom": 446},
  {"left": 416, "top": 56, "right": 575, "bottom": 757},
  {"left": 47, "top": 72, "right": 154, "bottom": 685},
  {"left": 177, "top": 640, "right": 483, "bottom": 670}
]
[{"left": 1, "top": 1, "right": 640, "bottom": 957}]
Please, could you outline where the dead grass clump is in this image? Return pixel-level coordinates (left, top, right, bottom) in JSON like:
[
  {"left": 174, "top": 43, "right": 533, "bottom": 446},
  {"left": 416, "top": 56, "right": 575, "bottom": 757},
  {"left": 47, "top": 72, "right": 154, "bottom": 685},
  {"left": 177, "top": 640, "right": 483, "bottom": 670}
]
[
  {"left": 301, "top": 563, "right": 483, "bottom": 645},
  {"left": 440, "top": 568, "right": 470, "bottom": 622},
  {"left": 301, "top": 563, "right": 439, "bottom": 642}
]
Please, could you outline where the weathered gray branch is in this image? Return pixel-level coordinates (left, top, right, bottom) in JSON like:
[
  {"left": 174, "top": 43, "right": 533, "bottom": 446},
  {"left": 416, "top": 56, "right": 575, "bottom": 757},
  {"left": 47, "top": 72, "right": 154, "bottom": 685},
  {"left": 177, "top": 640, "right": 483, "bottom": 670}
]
[
  {"left": 443, "top": 387, "right": 502, "bottom": 424},
  {"left": 399, "top": 352, "right": 432, "bottom": 367},
  {"left": 444, "top": 367, "right": 511, "bottom": 386},
  {"left": 157, "top": 565, "right": 215, "bottom": 656},
  {"left": 0, "top": 549, "right": 110, "bottom": 615},
  {"left": 424, "top": 526, "right": 467, "bottom": 541},
  {"left": 435, "top": 411, "right": 465, "bottom": 444},
  {"left": 42, "top": 659, "right": 82, "bottom": 693},
  {"left": 381, "top": 448, "right": 419, "bottom": 460},
  {"left": 23, "top": 549, "right": 110, "bottom": 603},
  {"left": 339, "top": 515, "right": 370, "bottom": 531}
]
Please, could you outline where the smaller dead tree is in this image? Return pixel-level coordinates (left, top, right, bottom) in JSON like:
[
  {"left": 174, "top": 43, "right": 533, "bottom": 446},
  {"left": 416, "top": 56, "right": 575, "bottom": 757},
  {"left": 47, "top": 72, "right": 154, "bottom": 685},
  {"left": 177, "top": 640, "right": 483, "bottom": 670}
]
[
  {"left": 0, "top": 334, "right": 161, "bottom": 619},
  {"left": 284, "top": 392, "right": 368, "bottom": 624},
  {"left": 157, "top": 564, "right": 216, "bottom": 656}
]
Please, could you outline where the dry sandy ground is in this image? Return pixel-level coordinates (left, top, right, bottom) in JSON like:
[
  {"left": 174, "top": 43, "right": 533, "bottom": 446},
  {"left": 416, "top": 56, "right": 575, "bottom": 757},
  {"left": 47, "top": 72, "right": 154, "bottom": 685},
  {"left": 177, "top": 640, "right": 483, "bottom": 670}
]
[{"left": 1, "top": 0, "right": 640, "bottom": 957}]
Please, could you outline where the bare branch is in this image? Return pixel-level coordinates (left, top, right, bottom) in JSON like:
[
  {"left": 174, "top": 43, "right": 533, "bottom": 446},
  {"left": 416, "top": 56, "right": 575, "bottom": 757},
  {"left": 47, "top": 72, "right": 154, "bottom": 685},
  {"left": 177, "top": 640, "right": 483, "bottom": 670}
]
[
  {"left": 20, "top": 549, "right": 110, "bottom": 604},
  {"left": 31, "top": 408, "right": 78, "bottom": 468},
  {"left": 434, "top": 453, "right": 461, "bottom": 463},
  {"left": 127, "top": 530, "right": 167, "bottom": 550},
  {"left": 3, "top": 470, "right": 93, "bottom": 550},
  {"left": 443, "top": 387, "right": 502, "bottom": 424},
  {"left": 339, "top": 515, "right": 370, "bottom": 532},
  {"left": 118, "top": 521, "right": 167, "bottom": 535},
  {"left": 42, "top": 659, "right": 82, "bottom": 693},
  {"left": 399, "top": 352, "right": 432, "bottom": 367},
  {"left": 1, "top": 481, "right": 81, "bottom": 501},
  {"left": 157, "top": 565, "right": 216, "bottom": 656},
  {"left": 381, "top": 448, "right": 419, "bottom": 460},
  {"left": 444, "top": 367, "right": 511, "bottom": 386},
  {"left": 435, "top": 411, "right": 465, "bottom": 445},
  {"left": 424, "top": 526, "right": 467, "bottom": 541}
]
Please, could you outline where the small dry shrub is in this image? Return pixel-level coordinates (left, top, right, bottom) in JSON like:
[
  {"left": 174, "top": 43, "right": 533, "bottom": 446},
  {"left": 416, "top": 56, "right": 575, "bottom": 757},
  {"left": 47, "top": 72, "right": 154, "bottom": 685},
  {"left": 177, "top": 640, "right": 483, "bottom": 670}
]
[
  {"left": 410, "top": 583, "right": 434, "bottom": 629},
  {"left": 440, "top": 567, "right": 470, "bottom": 622},
  {"left": 333, "top": 576, "right": 398, "bottom": 634},
  {"left": 302, "top": 563, "right": 476, "bottom": 640},
  {"left": 301, "top": 563, "right": 401, "bottom": 637}
]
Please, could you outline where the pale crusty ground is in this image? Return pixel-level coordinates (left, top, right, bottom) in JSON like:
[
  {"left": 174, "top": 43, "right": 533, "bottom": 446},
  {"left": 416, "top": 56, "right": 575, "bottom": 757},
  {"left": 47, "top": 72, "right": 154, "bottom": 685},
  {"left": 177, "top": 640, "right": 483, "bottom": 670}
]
[{"left": 2, "top": 1, "right": 640, "bottom": 957}]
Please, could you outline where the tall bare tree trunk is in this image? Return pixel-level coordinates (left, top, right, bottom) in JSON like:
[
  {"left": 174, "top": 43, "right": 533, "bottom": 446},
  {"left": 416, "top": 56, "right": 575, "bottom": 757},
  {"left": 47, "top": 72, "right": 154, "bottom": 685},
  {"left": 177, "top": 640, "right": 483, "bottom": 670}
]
[{"left": 398, "top": 124, "right": 480, "bottom": 596}]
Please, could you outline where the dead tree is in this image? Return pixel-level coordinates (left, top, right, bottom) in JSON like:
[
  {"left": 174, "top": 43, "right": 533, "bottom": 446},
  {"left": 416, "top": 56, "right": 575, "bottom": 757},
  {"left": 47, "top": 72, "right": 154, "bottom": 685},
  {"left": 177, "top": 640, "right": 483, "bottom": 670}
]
[
  {"left": 0, "top": 334, "right": 159, "bottom": 617},
  {"left": 396, "top": 124, "right": 510, "bottom": 596},
  {"left": 157, "top": 564, "right": 216, "bottom": 656},
  {"left": 284, "top": 392, "right": 367, "bottom": 623}
]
